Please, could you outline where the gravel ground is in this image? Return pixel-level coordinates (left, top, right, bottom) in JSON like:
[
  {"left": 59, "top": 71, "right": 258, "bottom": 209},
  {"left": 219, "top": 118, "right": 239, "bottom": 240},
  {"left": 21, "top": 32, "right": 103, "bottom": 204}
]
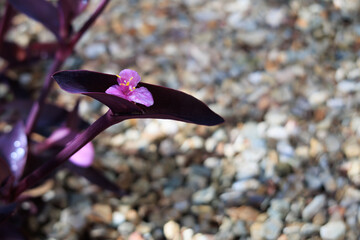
[{"left": 7, "top": 0, "right": 360, "bottom": 239}]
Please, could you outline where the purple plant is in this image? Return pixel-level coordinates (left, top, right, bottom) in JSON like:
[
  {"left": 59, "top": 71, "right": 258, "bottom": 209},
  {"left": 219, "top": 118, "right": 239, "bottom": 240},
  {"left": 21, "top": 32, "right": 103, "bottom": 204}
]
[{"left": 0, "top": 0, "right": 224, "bottom": 235}]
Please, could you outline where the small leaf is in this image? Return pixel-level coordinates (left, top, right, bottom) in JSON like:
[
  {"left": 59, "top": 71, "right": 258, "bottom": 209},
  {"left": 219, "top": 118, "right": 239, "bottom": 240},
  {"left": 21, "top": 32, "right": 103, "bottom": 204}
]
[
  {"left": 0, "top": 122, "right": 27, "bottom": 182},
  {"left": 53, "top": 70, "right": 224, "bottom": 126},
  {"left": 8, "top": 0, "right": 60, "bottom": 38}
]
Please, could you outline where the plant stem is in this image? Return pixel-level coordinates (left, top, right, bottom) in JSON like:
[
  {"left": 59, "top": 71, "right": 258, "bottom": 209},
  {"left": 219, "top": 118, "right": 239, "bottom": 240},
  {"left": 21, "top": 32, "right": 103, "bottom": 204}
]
[
  {"left": 15, "top": 111, "right": 121, "bottom": 199},
  {"left": 25, "top": 55, "right": 64, "bottom": 135},
  {"left": 70, "top": 0, "right": 110, "bottom": 48}
]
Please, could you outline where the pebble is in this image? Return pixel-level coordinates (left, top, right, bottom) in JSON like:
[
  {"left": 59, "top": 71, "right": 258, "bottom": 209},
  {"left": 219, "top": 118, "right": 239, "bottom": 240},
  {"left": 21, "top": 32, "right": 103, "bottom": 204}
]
[
  {"left": 267, "top": 126, "right": 288, "bottom": 140},
  {"left": 342, "top": 160, "right": 360, "bottom": 186},
  {"left": 262, "top": 217, "right": 284, "bottom": 240},
  {"left": 226, "top": 206, "right": 260, "bottom": 222},
  {"left": 300, "top": 223, "right": 320, "bottom": 237},
  {"left": 250, "top": 222, "right": 264, "bottom": 240},
  {"left": 232, "top": 179, "right": 260, "bottom": 192},
  {"left": 91, "top": 204, "right": 112, "bottom": 224},
  {"left": 236, "top": 30, "right": 268, "bottom": 47},
  {"left": 192, "top": 186, "right": 216, "bottom": 204},
  {"left": 112, "top": 211, "right": 126, "bottom": 226},
  {"left": 302, "top": 195, "right": 327, "bottom": 221},
  {"left": 232, "top": 220, "right": 248, "bottom": 236},
  {"left": 342, "top": 138, "right": 360, "bottom": 158},
  {"left": 84, "top": 43, "right": 107, "bottom": 59},
  {"left": 267, "top": 199, "right": 290, "bottom": 220},
  {"left": 163, "top": 220, "right": 180, "bottom": 240},
  {"left": 266, "top": 8, "right": 286, "bottom": 28},
  {"left": 320, "top": 221, "right": 346, "bottom": 240},
  {"left": 235, "top": 161, "right": 260, "bottom": 180},
  {"left": 60, "top": 208, "right": 87, "bottom": 230},
  {"left": 265, "top": 110, "right": 288, "bottom": 126},
  {"left": 283, "top": 225, "right": 301, "bottom": 239},
  {"left": 118, "top": 221, "right": 136, "bottom": 236}
]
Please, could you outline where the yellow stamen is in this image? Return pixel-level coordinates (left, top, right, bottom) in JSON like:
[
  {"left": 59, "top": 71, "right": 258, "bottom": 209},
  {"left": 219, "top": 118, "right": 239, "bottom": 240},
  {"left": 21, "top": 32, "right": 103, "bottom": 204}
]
[
  {"left": 116, "top": 74, "right": 121, "bottom": 79},
  {"left": 126, "top": 81, "right": 130, "bottom": 86}
]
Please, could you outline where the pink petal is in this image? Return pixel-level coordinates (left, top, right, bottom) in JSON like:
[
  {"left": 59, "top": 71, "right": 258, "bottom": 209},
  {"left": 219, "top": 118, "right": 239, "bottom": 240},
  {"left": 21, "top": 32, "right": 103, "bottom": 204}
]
[
  {"left": 105, "top": 85, "right": 127, "bottom": 99},
  {"left": 69, "top": 142, "right": 95, "bottom": 167},
  {"left": 118, "top": 69, "right": 141, "bottom": 90},
  {"left": 128, "top": 87, "right": 154, "bottom": 107},
  {"left": 46, "top": 127, "right": 71, "bottom": 145}
]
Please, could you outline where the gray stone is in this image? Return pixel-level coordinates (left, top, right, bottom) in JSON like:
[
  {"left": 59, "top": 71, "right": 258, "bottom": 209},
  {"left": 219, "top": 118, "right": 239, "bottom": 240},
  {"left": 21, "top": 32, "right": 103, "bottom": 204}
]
[
  {"left": 262, "top": 217, "right": 283, "bottom": 240},
  {"left": 117, "top": 221, "right": 135, "bottom": 236},
  {"left": 164, "top": 220, "right": 180, "bottom": 240},
  {"left": 302, "top": 195, "right": 326, "bottom": 221},
  {"left": 268, "top": 199, "right": 290, "bottom": 219},
  {"left": 232, "top": 220, "right": 248, "bottom": 236},
  {"left": 232, "top": 179, "right": 260, "bottom": 192},
  {"left": 192, "top": 186, "right": 216, "bottom": 204},
  {"left": 84, "top": 43, "right": 106, "bottom": 59},
  {"left": 236, "top": 161, "right": 260, "bottom": 180},
  {"left": 320, "top": 221, "right": 346, "bottom": 240},
  {"left": 300, "top": 223, "right": 320, "bottom": 237}
]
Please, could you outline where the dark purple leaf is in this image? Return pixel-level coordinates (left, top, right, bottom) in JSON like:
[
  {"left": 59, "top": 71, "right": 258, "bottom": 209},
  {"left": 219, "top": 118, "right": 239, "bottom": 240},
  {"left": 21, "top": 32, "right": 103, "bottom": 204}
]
[
  {"left": 53, "top": 70, "right": 224, "bottom": 126},
  {"left": 8, "top": 0, "right": 60, "bottom": 38},
  {"left": 65, "top": 162, "right": 126, "bottom": 196},
  {"left": 0, "top": 122, "right": 27, "bottom": 182}
]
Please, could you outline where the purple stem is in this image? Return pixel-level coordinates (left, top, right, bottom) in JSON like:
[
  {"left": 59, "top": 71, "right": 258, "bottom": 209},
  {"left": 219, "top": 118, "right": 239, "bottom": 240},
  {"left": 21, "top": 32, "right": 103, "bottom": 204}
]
[
  {"left": 25, "top": 55, "right": 64, "bottom": 135},
  {"left": 15, "top": 111, "right": 121, "bottom": 199},
  {"left": 25, "top": 0, "right": 111, "bottom": 135},
  {"left": 70, "top": 0, "right": 110, "bottom": 49}
]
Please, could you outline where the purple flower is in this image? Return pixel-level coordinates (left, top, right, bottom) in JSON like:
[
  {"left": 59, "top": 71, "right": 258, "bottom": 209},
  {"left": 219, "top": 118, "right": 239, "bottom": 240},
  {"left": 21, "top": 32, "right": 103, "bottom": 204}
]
[{"left": 105, "top": 69, "right": 154, "bottom": 107}]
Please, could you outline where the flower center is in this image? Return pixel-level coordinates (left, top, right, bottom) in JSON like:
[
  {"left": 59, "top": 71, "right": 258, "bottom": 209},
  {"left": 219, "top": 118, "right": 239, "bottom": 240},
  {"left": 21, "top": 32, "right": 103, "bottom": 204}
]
[{"left": 116, "top": 75, "right": 136, "bottom": 92}]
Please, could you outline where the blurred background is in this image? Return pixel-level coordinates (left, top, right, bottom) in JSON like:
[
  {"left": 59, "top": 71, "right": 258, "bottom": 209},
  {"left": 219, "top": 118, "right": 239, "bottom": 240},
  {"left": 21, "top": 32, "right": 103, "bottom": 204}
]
[{"left": 4, "top": 0, "right": 360, "bottom": 239}]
